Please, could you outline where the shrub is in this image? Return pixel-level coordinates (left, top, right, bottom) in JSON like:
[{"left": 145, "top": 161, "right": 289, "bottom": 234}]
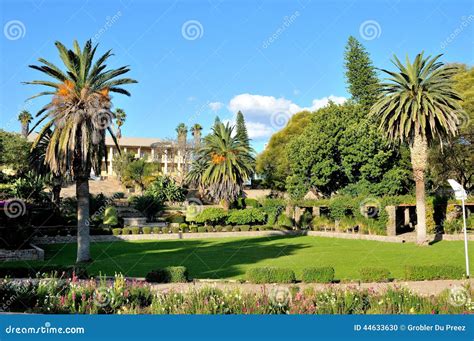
[
  {"left": 226, "top": 208, "right": 266, "bottom": 225},
  {"left": 442, "top": 219, "right": 463, "bottom": 234},
  {"left": 215, "top": 225, "right": 223, "bottom": 232},
  {"left": 239, "top": 225, "right": 251, "bottom": 231},
  {"left": 246, "top": 267, "right": 296, "bottom": 284},
  {"left": 206, "top": 226, "right": 214, "bottom": 232},
  {"left": 131, "top": 226, "right": 140, "bottom": 235},
  {"left": 179, "top": 223, "right": 188, "bottom": 229},
  {"left": 277, "top": 214, "right": 293, "bottom": 228},
  {"left": 194, "top": 207, "right": 227, "bottom": 225},
  {"left": 189, "top": 226, "right": 197, "bottom": 233},
  {"left": 302, "top": 267, "right": 335, "bottom": 283},
  {"left": 152, "top": 226, "right": 161, "bottom": 234},
  {"left": 145, "top": 266, "right": 189, "bottom": 283},
  {"left": 223, "top": 226, "right": 232, "bottom": 232},
  {"left": 338, "top": 217, "right": 357, "bottom": 231},
  {"left": 103, "top": 206, "right": 119, "bottom": 226},
  {"left": 404, "top": 265, "right": 464, "bottom": 281},
  {"left": 142, "top": 226, "right": 152, "bottom": 234},
  {"left": 359, "top": 267, "right": 390, "bottom": 282},
  {"left": 232, "top": 226, "right": 241, "bottom": 232},
  {"left": 244, "top": 198, "right": 260, "bottom": 208},
  {"left": 197, "top": 226, "right": 207, "bottom": 233},
  {"left": 172, "top": 226, "right": 181, "bottom": 234},
  {"left": 312, "top": 216, "right": 334, "bottom": 230},
  {"left": 166, "top": 214, "right": 185, "bottom": 224},
  {"left": 122, "top": 227, "right": 132, "bottom": 235},
  {"left": 162, "top": 226, "right": 171, "bottom": 234},
  {"left": 112, "top": 228, "right": 122, "bottom": 236},
  {"left": 129, "top": 195, "right": 163, "bottom": 221}
]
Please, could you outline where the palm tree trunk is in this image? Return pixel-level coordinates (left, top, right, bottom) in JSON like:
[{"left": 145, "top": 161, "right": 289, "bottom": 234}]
[
  {"left": 51, "top": 174, "right": 62, "bottom": 210},
  {"left": 21, "top": 123, "right": 28, "bottom": 138},
  {"left": 76, "top": 176, "right": 91, "bottom": 263},
  {"left": 410, "top": 133, "right": 428, "bottom": 245}
]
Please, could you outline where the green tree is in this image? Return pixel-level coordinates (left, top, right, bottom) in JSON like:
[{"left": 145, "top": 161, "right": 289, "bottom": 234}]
[
  {"left": 0, "top": 130, "right": 30, "bottom": 174},
  {"left": 344, "top": 36, "right": 380, "bottom": 106},
  {"left": 115, "top": 108, "right": 126, "bottom": 139},
  {"left": 18, "top": 110, "right": 32, "bottom": 138},
  {"left": 123, "top": 159, "right": 159, "bottom": 192},
  {"left": 191, "top": 122, "right": 255, "bottom": 209},
  {"left": 370, "top": 53, "right": 462, "bottom": 244},
  {"left": 27, "top": 40, "right": 137, "bottom": 262},
  {"left": 112, "top": 151, "right": 135, "bottom": 181},
  {"left": 428, "top": 64, "right": 474, "bottom": 192},
  {"left": 190, "top": 123, "right": 202, "bottom": 148},
  {"left": 235, "top": 111, "right": 249, "bottom": 147}
]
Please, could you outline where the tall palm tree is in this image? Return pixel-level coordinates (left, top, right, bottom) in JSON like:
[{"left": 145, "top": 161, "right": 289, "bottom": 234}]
[
  {"left": 18, "top": 110, "right": 32, "bottom": 138},
  {"left": 115, "top": 108, "right": 126, "bottom": 139},
  {"left": 370, "top": 53, "right": 462, "bottom": 244},
  {"left": 186, "top": 155, "right": 208, "bottom": 197},
  {"left": 198, "top": 122, "right": 255, "bottom": 210},
  {"left": 191, "top": 123, "right": 202, "bottom": 148},
  {"left": 26, "top": 40, "right": 136, "bottom": 262},
  {"left": 176, "top": 123, "right": 188, "bottom": 149}
]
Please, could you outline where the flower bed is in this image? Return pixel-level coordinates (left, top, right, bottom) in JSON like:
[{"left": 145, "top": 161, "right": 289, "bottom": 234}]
[{"left": 0, "top": 274, "right": 471, "bottom": 314}]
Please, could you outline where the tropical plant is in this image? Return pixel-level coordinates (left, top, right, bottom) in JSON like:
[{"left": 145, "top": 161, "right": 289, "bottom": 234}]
[
  {"left": 145, "top": 175, "right": 186, "bottom": 203},
  {"left": 190, "top": 123, "right": 202, "bottom": 148},
  {"left": 123, "top": 158, "right": 159, "bottom": 192},
  {"left": 26, "top": 39, "right": 136, "bottom": 262},
  {"left": 370, "top": 53, "right": 462, "bottom": 244},
  {"left": 186, "top": 156, "right": 208, "bottom": 196},
  {"left": 18, "top": 110, "right": 32, "bottom": 138},
  {"left": 176, "top": 123, "right": 188, "bottom": 149},
  {"left": 196, "top": 122, "right": 255, "bottom": 209},
  {"left": 114, "top": 108, "right": 126, "bottom": 139}
]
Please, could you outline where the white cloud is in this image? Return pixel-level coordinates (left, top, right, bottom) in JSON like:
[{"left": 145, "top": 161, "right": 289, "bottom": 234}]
[
  {"left": 208, "top": 101, "right": 223, "bottom": 111},
  {"left": 308, "top": 95, "right": 346, "bottom": 111}
]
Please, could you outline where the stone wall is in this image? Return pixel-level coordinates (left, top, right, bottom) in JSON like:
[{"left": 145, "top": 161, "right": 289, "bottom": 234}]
[{"left": 0, "top": 244, "right": 44, "bottom": 261}]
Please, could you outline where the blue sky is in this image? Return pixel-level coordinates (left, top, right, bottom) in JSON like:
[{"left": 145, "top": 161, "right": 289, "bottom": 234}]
[{"left": 1, "top": 0, "right": 473, "bottom": 151}]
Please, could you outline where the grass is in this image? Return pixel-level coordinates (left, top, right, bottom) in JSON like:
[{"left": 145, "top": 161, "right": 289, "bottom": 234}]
[{"left": 5, "top": 235, "right": 474, "bottom": 280}]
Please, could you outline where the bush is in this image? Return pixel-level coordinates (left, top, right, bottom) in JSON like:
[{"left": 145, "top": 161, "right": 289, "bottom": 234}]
[
  {"left": 222, "top": 226, "right": 232, "bottom": 232},
  {"left": 338, "top": 217, "right": 357, "bottom": 231},
  {"left": 171, "top": 226, "right": 180, "bottom": 233},
  {"left": 226, "top": 208, "right": 266, "bottom": 225},
  {"left": 311, "top": 216, "right": 334, "bottom": 230},
  {"left": 131, "top": 226, "right": 140, "bottom": 235},
  {"left": 404, "top": 265, "right": 464, "bottom": 281},
  {"left": 112, "top": 228, "right": 122, "bottom": 236},
  {"left": 122, "top": 227, "right": 132, "bottom": 235},
  {"left": 179, "top": 223, "right": 188, "bottom": 229},
  {"left": 166, "top": 214, "right": 185, "bottom": 224},
  {"left": 359, "top": 267, "right": 390, "bottom": 282},
  {"left": 244, "top": 198, "right": 260, "bottom": 208},
  {"left": 277, "top": 214, "right": 293, "bottom": 228},
  {"left": 103, "top": 206, "right": 119, "bottom": 226},
  {"left": 142, "top": 226, "right": 152, "bottom": 234},
  {"left": 152, "top": 226, "right": 162, "bottom": 234},
  {"left": 246, "top": 267, "right": 295, "bottom": 284},
  {"left": 215, "top": 225, "right": 223, "bottom": 232},
  {"left": 232, "top": 226, "right": 241, "bottom": 232},
  {"left": 197, "top": 226, "right": 207, "bottom": 233},
  {"left": 129, "top": 195, "right": 163, "bottom": 221},
  {"left": 442, "top": 219, "right": 463, "bottom": 234},
  {"left": 302, "top": 267, "right": 335, "bottom": 283},
  {"left": 298, "top": 210, "right": 313, "bottom": 229},
  {"left": 194, "top": 207, "right": 227, "bottom": 225},
  {"left": 206, "top": 226, "right": 214, "bottom": 232},
  {"left": 145, "top": 266, "right": 189, "bottom": 283},
  {"left": 239, "top": 225, "right": 251, "bottom": 231},
  {"left": 189, "top": 226, "right": 197, "bottom": 233}
]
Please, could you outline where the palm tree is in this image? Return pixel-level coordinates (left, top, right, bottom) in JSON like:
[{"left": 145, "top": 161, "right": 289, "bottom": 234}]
[
  {"left": 190, "top": 123, "right": 202, "bottom": 148},
  {"left": 26, "top": 40, "right": 136, "bottom": 262},
  {"left": 176, "top": 123, "right": 188, "bottom": 149},
  {"left": 18, "top": 110, "right": 32, "bottom": 138},
  {"left": 370, "top": 53, "right": 462, "bottom": 244},
  {"left": 198, "top": 122, "right": 255, "bottom": 210},
  {"left": 115, "top": 108, "right": 126, "bottom": 139},
  {"left": 186, "top": 155, "right": 208, "bottom": 197}
]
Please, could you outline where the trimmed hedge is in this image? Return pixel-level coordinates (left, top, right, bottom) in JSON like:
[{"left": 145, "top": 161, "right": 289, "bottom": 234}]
[
  {"left": 359, "top": 267, "right": 391, "bottom": 282},
  {"left": 142, "top": 226, "right": 152, "bottom": 234},
  {"left": 246, "top": 267, "right": 296, "bottom": 284},
  {"left": 302, "top": 267, "right": 335, "bottom": 283},
  {"left": 145, "top": 266, "right": 189, "bottom": 283},
  {"left": 226, "top": 208, "right": 266, "bottom": 225},
  {"left": 112, "top": 228, "right": 121, "bottom": 236},
  {"left": 131, "top": 226, "right": 140, "bottom": 235},
  {"left": 152, "top": 226, "right": 162, "bottom": 234},
  {"left": 197, "top": 226, "right": 207, "bottom": 233},
  {"left": 404, "top": 265, "right": 464, "bottom": 281},
  {"left": 122, "top": 227, "right": 132, "bottom": 235}
]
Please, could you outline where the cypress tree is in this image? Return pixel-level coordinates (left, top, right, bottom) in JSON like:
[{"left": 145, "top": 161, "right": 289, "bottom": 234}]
[{"left": 235, "top": 111, "right": 249, "bottom": 147}]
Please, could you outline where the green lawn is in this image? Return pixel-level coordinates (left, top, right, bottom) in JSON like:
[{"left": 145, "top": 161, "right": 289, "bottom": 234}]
[{"left": 9, "top": 236, "right": 474, "bottom": 280}]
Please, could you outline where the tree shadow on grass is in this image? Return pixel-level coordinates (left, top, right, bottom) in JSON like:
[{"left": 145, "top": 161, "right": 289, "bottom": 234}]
[{"left": 41, "top": 235, "right": 310, "bottom": 279}]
